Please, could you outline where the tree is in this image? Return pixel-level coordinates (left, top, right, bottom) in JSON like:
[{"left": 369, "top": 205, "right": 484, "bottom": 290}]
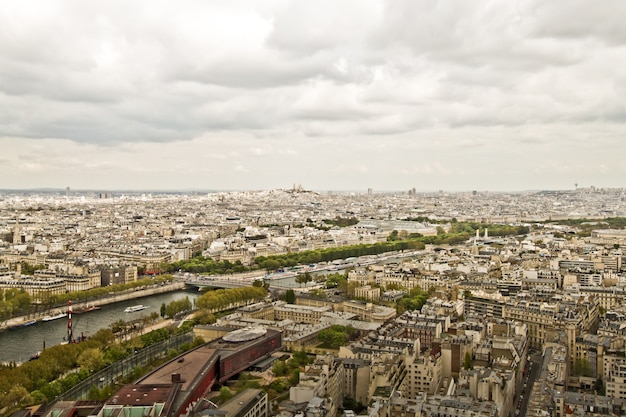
[
  {"left": 20, "top": 262, "right": 45, "bottom": 276},
  {"left": 291, "top": 349, "right": 314, "bottom": 366},
  {"left": 263, "top": 259, "right": 282, "bottom": 271},
  {"left": 463, "top": 351, "right": 473, "bottom": 370},
  {"left": 218, "top": 386, "right": 233, "bottom": 403},
  {"left": 295, "top": 272, "right": 314, "bottom": 287},
  {"left": 272, "top": 360, "right": 289, "bottom": 377},
  {"left": 90, "top": 328, "right": 116, "bottom": 349},
  {"left": 309, "top": 289, "right": 327, "bottom": 299},
  {"left": 110, "top": 319, "right": 127, "bottom": 335},
  {"left": 78, "top": 348, "right": 106, "bottom": 372},
  {"left": 165, "top": 297, "right": 192, "bottom": 318},
  {"left": 284, "top": 289, "right": 296, "bottom": 304},
  {"left": 253, "top": 279, "right": 269, "bottom": 290},
  {"left": 325, "top": 273, "right": 347, "bottom": 290},
  {"left": 3, "top": 385, "right": 32, "bottom": 410},
  {"left": 288, "top": 368, "right": 300, "bottom": 385},
  {"left": 160, "top": 302, "right": 166, "bottom": 318},
  {"left": 318, "top": 327, "right": 348, "bottom": 349}
]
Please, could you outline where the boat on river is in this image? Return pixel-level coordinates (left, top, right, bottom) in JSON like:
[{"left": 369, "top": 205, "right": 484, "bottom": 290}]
[
  {"left": 7, "top": 320, "right": 37, "bottom": 330},
  {"left": 73, "top": 305, "right": 101, "bottom": 314},
  {"left": 42, "top": 312, "right": 67, "bottom": 322},
  {"left": 124, "top": 305, "right": 148, "bottom": 313}
]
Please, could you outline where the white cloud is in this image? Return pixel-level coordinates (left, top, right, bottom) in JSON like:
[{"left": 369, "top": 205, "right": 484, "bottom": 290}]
[{"left": 0, "top": 0, "right": 625, "bottom": 191}]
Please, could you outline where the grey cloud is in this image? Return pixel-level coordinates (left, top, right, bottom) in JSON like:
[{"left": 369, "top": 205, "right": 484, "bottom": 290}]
[
  {"left": 374, "top": 0, "right": 590, "bottom": 72},
  {"left": 524, "top": 0, "right": 626, "bottom": 44},
  {"left": 265, "top": 0, "right": 382, "bottom": 57},
  {"left": 168, "top": 57, "right": 330, "bottom": 89}
]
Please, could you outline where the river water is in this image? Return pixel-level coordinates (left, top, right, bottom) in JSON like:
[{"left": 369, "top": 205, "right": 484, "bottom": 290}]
[{"left": 0, "top": 289, "right": 199, "bottom": 363}]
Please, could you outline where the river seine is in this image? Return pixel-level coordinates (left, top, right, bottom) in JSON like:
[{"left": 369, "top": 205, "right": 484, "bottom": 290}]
[{"left": 0, "top": 289, "right": 199, "bottom": 363}]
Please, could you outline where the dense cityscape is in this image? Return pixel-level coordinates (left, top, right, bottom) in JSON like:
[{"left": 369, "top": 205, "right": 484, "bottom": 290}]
[
  {"left": 1, "top": 187, "right": 626, "bottom": 417},
  {"left": 2, "top": 0, "right": 625, "bottom": 416}
]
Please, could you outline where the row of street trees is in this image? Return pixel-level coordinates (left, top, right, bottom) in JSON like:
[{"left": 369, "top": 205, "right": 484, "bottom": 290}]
[
  {"left": 255, "top": 239, "right": 424, "bottom": 271},
  {"left": 163, "top": 257, "right": 256, "bottom": 275},
  {"left": 160, "top": 297, "right": 193, "bottom": 319},
  {"left": 0, "top": 324, "right": 190, "bottom": 411},
  {"left": 195, "top": 286, "right": 267, "bottom": 311},
  {"left": 48, "top": 276, "right": 173, "bottom": 307},
  {"left": 0, "top": 288, "right": 32, "bottom": 322}
]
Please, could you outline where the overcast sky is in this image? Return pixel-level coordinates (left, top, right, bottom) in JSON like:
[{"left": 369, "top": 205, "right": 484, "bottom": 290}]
[{"left": 1, "top": 0, "right": 625, "bottom": 192}]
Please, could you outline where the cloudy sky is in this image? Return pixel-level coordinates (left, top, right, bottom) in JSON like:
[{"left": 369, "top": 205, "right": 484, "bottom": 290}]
[{"left": 1, "top": 0, "right": 625, "bottom": 192}]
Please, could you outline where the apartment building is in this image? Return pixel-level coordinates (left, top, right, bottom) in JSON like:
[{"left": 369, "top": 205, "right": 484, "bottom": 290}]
[
  {"left": 340, "top": 358, "right": 370, "bottom": 405},
  {"left": 461, "top": 368, "right": 516, "bottom": 417},
  {"left": 59, "top": 271, "right": 101, "bottom": 292},
  {"left": 238, "top": 301, "right": 275, "bottom": 320},
  {"left": 388, "top": 392, "right": 499, "bottom": 417},
  {"left": 216, "top": 388, "right": 268, "bottom": 417},
  {"left": 341, "top": 300, "right": 396, "bottom": 322},
  {"left": 576, "top": 285, "right": 626, "bottom": 312},
  {"left": 273, "top": 301, "right": 331, "bottom": 324},
  {"left": 354, "top": 285, "right": 380, "bottom": 302},
  {"left": 401, "top": 349, "right": 443, "bottom": 397},
  {"left": 464, "top": 294, "right": 505, "bottom": 319},
  {"left": 0, "top": 275, "right": 66, "bottom": 301},
  {"left": 289, "top": 355, "right": 344, "bottom": 417},
  {"left": 503, "top": 296, "right": 600, "bottom": 358}
]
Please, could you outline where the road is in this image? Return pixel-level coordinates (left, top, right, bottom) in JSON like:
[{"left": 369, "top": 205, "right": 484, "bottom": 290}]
[{"left": 516, "top": 349, "right": 542, "bottom": 417}]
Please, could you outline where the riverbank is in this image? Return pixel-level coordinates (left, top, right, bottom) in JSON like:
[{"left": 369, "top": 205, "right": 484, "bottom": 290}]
[{"left": 0, "top": 281, "right": 186, "bottom": 331}]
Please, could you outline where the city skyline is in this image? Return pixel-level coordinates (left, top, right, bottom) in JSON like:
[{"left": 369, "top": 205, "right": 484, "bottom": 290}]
[{"left": 1, "top": 1, "right": 626, "bottom": 192}]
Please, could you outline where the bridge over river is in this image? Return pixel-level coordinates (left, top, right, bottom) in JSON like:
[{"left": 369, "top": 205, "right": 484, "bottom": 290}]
[
  {"left": 181, "top": 270, "right": 301, "bottom": 289},
  {"left": 181, "top": 271, "right": 269, "bottom": 289},
  {"left": 183, "top": 276, "right": 259, "bottom": 289}
]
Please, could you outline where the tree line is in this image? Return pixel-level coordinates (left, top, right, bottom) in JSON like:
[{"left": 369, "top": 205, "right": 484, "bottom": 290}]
[
  {"left": 0, "top": 288, "right": 32, "bottom": 321},
  {"left": 0, "top": 324, "right": 197, "bottom": 413},
  {"left": 195, "top": 286, "right": 267, "bottom": 311},
  {"left": 160, "top": 296, "right": 193, "bottom": 319},
  {"left": 255, "top": 240, "right": 425, "bottom": 271},
  {"left": 162, "top": 257, "right": 259, "bottom": 275}
]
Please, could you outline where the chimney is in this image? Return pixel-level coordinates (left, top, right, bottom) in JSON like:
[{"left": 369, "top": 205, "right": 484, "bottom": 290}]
[{"left": 171, "top": 373, "right": 181, "bottom": 383}]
